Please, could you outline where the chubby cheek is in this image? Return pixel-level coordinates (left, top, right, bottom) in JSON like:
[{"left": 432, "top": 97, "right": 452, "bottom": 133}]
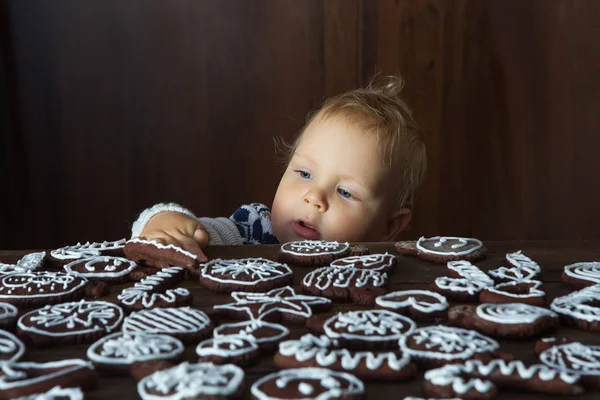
[{"left": 322, "top": 209, "right": 386, "bottom": 242}]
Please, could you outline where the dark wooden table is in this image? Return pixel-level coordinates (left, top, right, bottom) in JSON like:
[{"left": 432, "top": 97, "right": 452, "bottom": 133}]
[{"left": 2, "top": 241, "right": 600, "bottom": 399}]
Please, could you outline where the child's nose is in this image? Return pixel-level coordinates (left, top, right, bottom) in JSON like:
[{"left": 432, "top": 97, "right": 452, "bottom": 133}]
[{"left": 303, "top": 190, "right": 328, "bottom": 212}]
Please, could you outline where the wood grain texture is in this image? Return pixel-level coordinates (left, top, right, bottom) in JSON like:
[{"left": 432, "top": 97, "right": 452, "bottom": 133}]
[{"left": 2, "top": 0, "right": 600, "bottom": 249}]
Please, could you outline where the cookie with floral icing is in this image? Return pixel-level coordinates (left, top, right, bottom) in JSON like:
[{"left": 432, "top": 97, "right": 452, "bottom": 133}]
[
  {"left": 561, "top": 262, "right": 600, "bottom": 288},
  {"left": 424, "top": 359, "right": 582, "bottom": 399},
  {"left": 250, "top": 367, "right": 364, "bottom": 400},
  {"left": 0, "top": 252, "right": 46, "bottom": 276},
  {"left": 138, "top": 362, "right": 244, "bottom": 400},
  {"left": 87, "top": 332, "right": 184, "bottom": 374},
  {"left": 550, "top": 284, "right": 600, "bottom": 331},
  {"left": 375, "top": 290, "right": 448, "bottom": 321},
  {"left": 275, "top": 334, "right": 417, "bottom": 382},
  {"left": 124, "top": 238, "right": 198, "bottom": 271},
  {"left": 16, "top": 300, "right": 124, "bottom": 347},
  {"left": 0, "top": 302, "right": 18, "bottom": 331},
  {"left": 196, "top": 334, "right": 260, "bottom": 367},
  {"left": 0, "top": 271, "right": 87, "bottom": 307},
  {"left": 117, "top": 266, "right": 191, "bottom": 312},
  {"left": 48, "top": 239, "right": 126, "bottom": 268},
  {"left": 539, "top": 342, "right": 600, "bottom": 389},
  {"left": 64, "top": 256, "right": 137, "bottom": 284},
  {"left": 214, "top": 286, "right": 331, "bottom": 323},
  {"left": 480, "top": 280, "right": 545, "bottom": 306},
  {"left": 399, "top": 325, "right": 500, "bottom": 369},
  {"left": 199, "top": 258, "right": 292, "bottom": 293},
  {"left": 0, "top": 359, "right": 98, "bottom": 399},
  {"left": 395, "top": 236, "right": 487, "bottom": 263},
  {"left": 213, "top": 320, "right": 290, "bottom": 354},
  {"left": 122, "top": 307, "right": 212, "bottom": 344},
  {"left": 302, "top": 265, "right": 388, "bottom": 305},
  {"left": 278, "top": 240, "right": 351, "bottom": 266},
  {"left": 448, "top": 303, "right": 559, "bottom": 338}
]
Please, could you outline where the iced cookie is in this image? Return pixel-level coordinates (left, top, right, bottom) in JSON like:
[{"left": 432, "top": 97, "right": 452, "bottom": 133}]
[
  {"left": 0, "top": 271, "right": 87, "bottom": 307},
  {"left": 539, "top": 342, "right": 600, "bottom": 389},
  {"left": 196, "top": 335, "right": 260, "bottom": 367},
  {"left": 64, "top": 256, "right": 137, "bottom": 284},
  {"left": 395, "top": 236, "right": 487, "bottom": 263},
  {"left": 0, "top": 252, "right": 46, "bottom": 276},
  {"left": 330, "top": 253, "right": 396, "bottom": 272},
  {"left": 479, "top": 280, "right": 545, "bottom": 306},
  {"left": 431, "top": 277, "right": 491, "bottom": 302},
  {"left": 124, "top": 238, "right": 198, "bottom": 271},
  {"left": 561, "top": 262, "right": 600, "bottom": 288},
  {"left": 278, "top": 240, "right": 350, "bottom": 266},
  {"left": 488, "top": 251, "right": 540, "bottom": 283},
  {"left": 375, "top": 290, "right": 448, "bottom": 321},
  {"left": 199, "top": 258, "right": 292, "bottom": 293},
  {"left": 213, "top": 320, "right": 290, "bottom": 354},
  {"left": 48, "top": 239, "right": 126, "bottom": 268},
  {"left": 550, "top": 284, "right": 600, "bottom": 331}
]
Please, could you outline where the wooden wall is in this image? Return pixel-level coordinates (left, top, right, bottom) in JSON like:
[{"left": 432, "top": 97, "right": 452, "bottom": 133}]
[{"left": 1, "top": 0, "right": 599, "bottom": 249}]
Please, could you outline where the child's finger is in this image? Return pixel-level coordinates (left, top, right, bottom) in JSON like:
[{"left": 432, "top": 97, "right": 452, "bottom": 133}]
[
  {"left": 193, "top": 228, "right": 209, "bottom": 248},
  {"left": 178, "top": 235, "right": 208, "bottom": 262}
]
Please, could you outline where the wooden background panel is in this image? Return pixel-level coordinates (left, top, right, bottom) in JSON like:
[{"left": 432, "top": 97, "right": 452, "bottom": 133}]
[{"left": 2, "top": 0, "right": 600, "bottom": 249}]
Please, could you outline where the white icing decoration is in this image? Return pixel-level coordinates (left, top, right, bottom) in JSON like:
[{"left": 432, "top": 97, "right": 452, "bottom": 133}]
[
  {"left": 64, "top": 256, "right": 137, "bottom": 278},
  {"left": 127, "top": 237, "right": 197, "bottom": 260},
  {"left": 50, "top": 239, "right": 126, "bottom": 260},
  {"left": 447, "top": 261, "right": 494, "bottom": 285},
  {"left": 0, "top": 252, "right": 46, "bottom": 275},
  {"left": 123, "top": 307, "right": 211, "bottom": 334},
  {"left": 196, "top": 335, "right": 258, "bottom": 358},
  {"left": 213, "top": 286, "right": 331, "bottom": 320},
  {"left": 251, "top": 368, "right": 364, "bottom": 400},
  {"left": 330, "top": 253, "right": 395, "bottom": 271},
  {"left": 0, "top": 330, "right": 25, "bottom": 363},
  {"left": 13, "top": 385, "right": 84, "bottom": 400},
  {"left": 539, "top": 342, "right": 600, "bottom": 376},
  {"left": 563, "top": 262, "right": 600, "bottom": 284},
  {"left": 476, "top": 303, "right": 557, "bottom": 324},
  {"left": 323, "top": 310, "right": 415, "bottom": 343},
  {"left": 280, "top": 240, "right": 350, "bottom": 256},
  {"left": 0, "top": 302, "right": 18, "bottom": 321},
  {"left": 434, "top": 277, "right": 491, "bottom": 295},
  {"left": 416, "top": 236, "right": 483, "bottom": 256},
  {"left": 485, "top": 280, "right": 545, "bottom": 299},
  {"left": 551, "top": 283, "right": 600, "bottom": 322},
  {"left": 424, "top": 359, "right": 579, "bottom": 396},
  {"left": 0, "top": 359, "right": 94, "bottom": 391},
  {"left": 213, "top": 320, "right": 289, "bottom": 345},
  {"left": 17, "top": 300, "right": 124, "bottom": 337},
  {"left": 302, "top": 265, "right": 387, "bottom": 290},
  {"left": 117, "top": 267, "right": 190, "bottom": 309},
  {"left": 87, "top": 332, "right": 183, "bottom": 365},
  {"left": 375, "top": 290, "right": 448, "bottom": 313},
  {"left": 0, "top": 272, "right": 87, "bottom": 300},
  {"left": 200, "top": 258, "right": 291, "bottom": 286},
  {"left": 506, "top": 250, "right": 541, "bottom": 272},
  {"left": 399, "top": 326, "right": 498, "bottom": 360},
  {"left": 488, "top": 266, "right": 538, "bottom": 282}
]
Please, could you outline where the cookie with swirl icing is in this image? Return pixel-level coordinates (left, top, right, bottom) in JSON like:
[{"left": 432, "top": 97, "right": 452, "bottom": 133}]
[
  {"left": 278, "top": 240, "right": 350, "bottom": 266},
  {"left": 395, "top": 236, "right": 487, "bottom": 263},
  {"left": 561, "top": 261, "right": 600, "bottom": 288},
  {"left": 448, "top": 303, "right": 559, "bottom": 338}
]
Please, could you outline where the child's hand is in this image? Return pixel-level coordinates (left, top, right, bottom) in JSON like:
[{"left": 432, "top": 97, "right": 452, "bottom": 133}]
[{"left": 137, "top": 211, "right": 209, "bottom": 262}]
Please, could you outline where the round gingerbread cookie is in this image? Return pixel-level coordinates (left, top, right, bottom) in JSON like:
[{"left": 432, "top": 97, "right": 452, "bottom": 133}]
[
  {"left": 0, "top": 302, "right": 18, "bottom": 331},
  {"left": 250, "top": 367, "right": 365, "bottom": 400},
  {"left": 213, "top": 320, "right": 290, "bottom": 354},
  {"left": 87, "top": 332, "right": 184, "bottom": 374},
  {"left": 199, "top": 258, "right": 292, "bottom": 293},
  {"left": 124, "top": 238, "right": 199, "bottom": 271},
  {"left": 64, "top": 256, "right": 137, "bottom": 284},
  {"left": 550, "top": 284, "right": 600, "bottom": 331},
  {"left": 196, "top": 334, "right": 260, "bottom": 367},
  {"left": 375, "top": 290, "right": 448, "bottom": 321},
  {"left": 561, "top": 262, "right": 600, "bottom": 288},
  {"left": 448, "top": 303, "right": 559, "bottom": 338},
  {"left": 399, "top": 325, "right": 499, "bottom": 369},
  {"left": 0, "top": 271, "right": 88, "bottom": 307},
  {"left": 122, "top": 307, "right": 213, "bottom": 344},
  {"left": 479, "top": 280, "right": 545, "bottom": 306},
  {"left": 137, "top": 362, "right": 244, "bottom": 400},
  {"left": 0, "top": 252, "right": 46, "bottom": 276},
  {"left": 275, "top": 334, "right": 417, "bottom": 382},
  {"left": 396, "top": 236, "right": 487, "bottom": 263},
  {"left": 48, "top": 239, "right": 126, "bottom": 268},
  {"left": 17, "top": 300, "right": 124, "bottom": 347},
  {"left": 330, "top": 253, "right": 397, "bottom": 272},
  {"left": 278, "top": 240, "right": 350, "bottom": 266},
  {"left": 539, "top": 342, "right": 600, "bottom": 389}
]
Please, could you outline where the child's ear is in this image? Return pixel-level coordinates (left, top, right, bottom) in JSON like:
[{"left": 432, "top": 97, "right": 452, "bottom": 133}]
[{"left": 382, "top": 208, "right": 412, "bottom": 241}]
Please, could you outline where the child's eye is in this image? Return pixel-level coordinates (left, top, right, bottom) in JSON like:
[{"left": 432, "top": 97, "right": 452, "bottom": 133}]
[
  {"left": 297, "top": 170, "right": 313, "bottom": 179},
  {"left": 337, "top": 188, "right": 354, "bottom": 199}
]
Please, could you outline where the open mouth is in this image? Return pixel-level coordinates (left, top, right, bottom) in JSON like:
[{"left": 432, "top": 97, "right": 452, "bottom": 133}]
[{"left": 293, "top": 220, "right": 320, "bottom": 240}]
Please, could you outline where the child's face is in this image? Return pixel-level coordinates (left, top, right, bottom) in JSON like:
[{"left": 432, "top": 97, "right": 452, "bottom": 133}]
[{"left": 271, "top": 114, "right": 395, "bottom": 244}]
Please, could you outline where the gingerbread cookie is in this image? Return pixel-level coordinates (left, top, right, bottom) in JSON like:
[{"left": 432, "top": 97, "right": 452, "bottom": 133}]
[
  {"left": 13, "top": 386, "right": 84, "bottom": 400},
  {"left": 196, "top": 335, "right": 260, "bottom": 367},
  {"left": 448, "top": 303, "right": 559, "bottom": 339},
  {"left": 550, "top": 283, "right": 600, "bottom": 331},
  {"left": 330, "top": 253, "right": 396, "bottom": 272},
  {"left": 199, "top": 258, "right": 292, "bottom": 293},
  {"left": 561, "top": 262, "right": 600, "bottom": 288},
  {"left": 213, "top": 320, "right": 290, "bottom": 354},
  {"left": 49, "top": 239, "right": 126, "bottom": 267},
  {"left": 424, "top": 359, "right": 582, "bottom": 399},
  {"left": 447, "top": 261, "right": 494, "bottom": 284},
  {"left": 278, "top": 240, "right": 350, "bottom": 266},
  {"left": 0, "top": 271, "right": 87, "bottom": 307},
  {"left": 0, "top": 330, "right": 24, "bottom": 363},
  {"left": 0, "top": 359, "right": 98, "bottom": 399},
  {"left": 250, "top": 367, "right": 364, "bottom": 400},
  {"left": 313, "top": 309, "right": 415, "bottom": 351},
  {"left": 489, "top": 250, "right": 541, "bottom": 283},
  {"left": 399, "top": 325, "right": 499, "bottom": 369},
  {"left": 117, "top": 266, "right": 191, "bottom": 312},
  {"left": 539, "top": 342, "right": 600, "bottom": 390},
  {"left": 124, "top": 238, "right": 198, "bottom": 271},
  {"left": 122, "top": 307, "right": 213, "bottom": 344},
  {"left": 302, "top": 265, "right": 388, "bottom": 305},
  {"left": 375, "top": 290, "right": 448, "bottom": 321},
  {"left": 87, "top": 332, "right": 184, "bottom": 374},
  {"left": 275, "top": 334, "right": 417, "bottom": 382},
  {"left": 138, "top": 362, "right": 244, "bottom": 399},
  {"left": 64, "top": 256, "right": 137, "bottom": 284},
  {"left": 480, "top": 280, "right": 545, "bottom": 306},
  {"left": 431, "top": 277, "right": 491, "bottom": 302},
  {"left": 214, "top": 286, "right": 331, "bottom": 323},
  {"left": 396, "top": 236, "right": 487, "bottom": 263},
  {"left": 0, "top": 302, "right": 18, "bottom": 330},
  {"left": 17, "top": 300, "right": 124, "bottom": 347},
  {"left": 535, "top": 336, "right": 572, "bottom": 355},
  {"left": 0, "top": 252, "right": 45, "bottom": 276}
]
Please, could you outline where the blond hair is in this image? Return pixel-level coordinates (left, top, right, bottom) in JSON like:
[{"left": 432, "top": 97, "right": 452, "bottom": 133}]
[{"left": 277, "top": 74, "right": 427, "bottom": 211}]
